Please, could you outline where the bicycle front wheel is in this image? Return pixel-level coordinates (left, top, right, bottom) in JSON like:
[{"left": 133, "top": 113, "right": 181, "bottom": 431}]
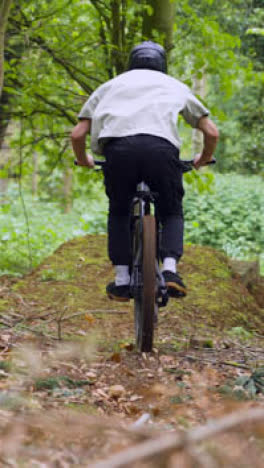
[{"left": 134, "top": 215, "right": 156, "bottom": 352}]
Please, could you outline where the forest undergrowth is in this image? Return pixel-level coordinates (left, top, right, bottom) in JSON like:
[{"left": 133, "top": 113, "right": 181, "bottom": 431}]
[{"left": 0, "top": 173, "right": 263, "bottom": 277}]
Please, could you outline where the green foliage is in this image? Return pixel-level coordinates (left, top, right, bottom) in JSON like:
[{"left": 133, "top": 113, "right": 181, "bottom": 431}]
[
  {"left": 0, "top": 361, "right": 11, "bottom": 372},
  {"left": 34, "top": 376, "right": 92, "bottom": 391},
  {"left": 1, "top": 1, "right": 263, "bottom": 279},
  {"left": 40, "top": 268, "right": 75, "bottom": 282},
  {"left": 0, "top": 173, "right": 263, "bottom": 278},
  {"left": 235, "top": 368, "right": 264, "bottom": 398},
  {"left": 0, "top": 182, "right": 107, "bottom": 276},
  {"left": 184, "top": 173, "right": 264, "bottom": 263},
  {"left": 1, "top": 0, "right": 262, "bottom": 184},
  {"left": 212, "top": 72, "right": 264, "bottom": 174},
  {"left": 227, "top": 326, "right": 253, "bottom": 342}
]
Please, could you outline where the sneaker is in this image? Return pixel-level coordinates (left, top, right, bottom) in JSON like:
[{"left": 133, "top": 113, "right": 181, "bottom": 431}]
[
  {"left": 162, "top": 271, "right": 187, "bottom": 298},
  {"left": 106, "top": 282, "right": 131, "bottom": 302}
]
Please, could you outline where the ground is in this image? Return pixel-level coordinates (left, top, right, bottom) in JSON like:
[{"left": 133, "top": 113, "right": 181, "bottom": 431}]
[{"left": 0, "top": 235, "right": 264, "bottom": 466}]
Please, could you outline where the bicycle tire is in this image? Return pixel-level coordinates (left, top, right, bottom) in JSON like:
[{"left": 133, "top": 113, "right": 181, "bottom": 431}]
[{"left": 134, "top": 215, "right": 156, "bottom": 352}]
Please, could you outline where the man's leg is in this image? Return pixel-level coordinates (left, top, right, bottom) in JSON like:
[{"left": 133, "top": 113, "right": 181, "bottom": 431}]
[
  {"left": 160, "top": 214, "right": 184, "bottom": 264},
  {"left": 103, "top": 138, "right": 139, "bottom": 301},
  {"left": 139, "top": 136, "right": 187, "bottom": 297},
  {"left": 106, "top": 211, "right": 132, "bottom": 302},
  {"left": 159, "top": 214, "right": 187, "bottom": 297}
]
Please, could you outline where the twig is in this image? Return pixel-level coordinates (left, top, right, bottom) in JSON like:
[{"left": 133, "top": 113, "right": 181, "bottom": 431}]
[
  {"left": 0, "top": 320, "right": 13, "bottom": 328},
  {"left": 222, "top": 360, "right": 250, "bottom": 370},
  {"left": 17, "top": 324, "right": 58, "bottom": 340},
  {"left": 130, "top": 413, "right": 151, "bottom": 429},
  {"left": 18, "top": 116, "right": 33, "bottom": 272},
  {"left": 84, "top": 309, "right": 127, "bottom": 315},
  {"left": 245, "top": 348, "right": 264, "bottom": 355},
  {"left": 185, "top": 354, "right": 250, "bottom": 370},
  {"left": 89, "top": 408, "right": 264, "bottom": 468},
  {"left": 0, "top": 346, "right": 9, "bottom": 355},
  {"left": 45, "top": 310, "right": 127, "bottom": 323}
]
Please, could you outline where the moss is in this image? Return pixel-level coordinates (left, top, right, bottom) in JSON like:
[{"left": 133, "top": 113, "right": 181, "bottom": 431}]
[
  {"left": 65, "top": 403, "right": 98, "bottom": 414},
  {"left": 34, "top": 376, "right": 92, "bottom": 391},
  {"left": 1, "top": 235, "right": 263, "bottom": 346},
  {"left": 0, "top": 361, "right": 11, "bottom": 372},
  {"left": 0, "top": 299, "right": 8, "bottom": 311}
]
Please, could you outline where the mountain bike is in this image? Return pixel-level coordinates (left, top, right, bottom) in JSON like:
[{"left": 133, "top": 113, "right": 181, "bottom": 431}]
[{"left": 75, "top": 158, "right": 215, "bottom": 353}]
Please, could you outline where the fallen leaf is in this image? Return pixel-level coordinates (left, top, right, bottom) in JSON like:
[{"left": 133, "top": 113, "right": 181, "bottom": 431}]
[
  {"left": 150, "top": 384, "right": 167, "bottom": 396},
  {"left": 94, "top": 389, "right": 109, "bottom": 400},
  {"left": 86, "top": 372, "right": 97, "bottom": 379},
  {"left": 120, "top": 342, "right": 134, "bottom": 351},
  {"left": 1, "top": 335, "right": 11, "bottom": 343},
  {"left": 85, "top": 314, "right": 95, "bottom": 324},
  {"left": 109, "top": 353, "right": 121, "bottom": 363},
  {"left": 109, "top": 385, "right": 126, "bottom": 399},
  {"left": 130, "top": 394, "right": 143, "bottom": 402}
]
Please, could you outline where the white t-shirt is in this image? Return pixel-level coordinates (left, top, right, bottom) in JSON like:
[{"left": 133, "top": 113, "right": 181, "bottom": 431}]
[{"left": 78, "top": 69, "right": 209, "bottom": 155}]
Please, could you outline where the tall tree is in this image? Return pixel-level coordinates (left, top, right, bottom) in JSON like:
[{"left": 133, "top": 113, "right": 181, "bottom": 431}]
[
  {"left": 0, "top": 0, "right": 12, "bottom": 96},
  {"left": 143, "top": 0, "right": 175, "bottom": 51}
]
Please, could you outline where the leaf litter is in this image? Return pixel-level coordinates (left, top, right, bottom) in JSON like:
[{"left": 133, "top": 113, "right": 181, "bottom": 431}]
[{"left": 0, "top": 236, "right": 263, "bottom": 465}]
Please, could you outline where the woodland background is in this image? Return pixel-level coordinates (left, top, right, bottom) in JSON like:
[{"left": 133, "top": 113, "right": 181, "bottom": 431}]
[
  {"left": 0, "top": 0, "right": 263, "bottom": 276},
  {"left": 0, "top": 2, "right": 264, "bottom": 466}
]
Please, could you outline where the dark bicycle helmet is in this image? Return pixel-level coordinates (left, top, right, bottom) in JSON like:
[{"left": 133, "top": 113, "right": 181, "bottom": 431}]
[{"left": 128, "top": 41, "right": 167, "bottom": 74}]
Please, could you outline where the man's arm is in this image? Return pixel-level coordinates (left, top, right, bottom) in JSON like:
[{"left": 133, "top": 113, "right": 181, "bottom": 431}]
[
  {"left": 194, "top": 116, "right": 219, "bottom": 170},
  {"left": 71, "top": 119, "right": 94, "bottom": 167}
]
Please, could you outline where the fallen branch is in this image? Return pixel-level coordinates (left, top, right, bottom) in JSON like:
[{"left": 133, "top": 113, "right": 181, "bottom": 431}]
[
  {"left": 17, "top": 324, "right": 58, "bottom": 340},
  {"left": 185, "top": 354, "right": 250, "bottom": 370},
  {"left": 89, "top": 407, "right": 264, "bottom": 468}
]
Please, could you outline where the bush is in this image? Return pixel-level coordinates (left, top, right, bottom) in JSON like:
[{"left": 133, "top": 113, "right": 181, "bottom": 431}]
[
  {"left": 0, "top": 174, "right": 263, "bottom": 277},
  {"left": 184, "top": 173, "right": 264, "bottom": 271},
  {"left": 0, "top": 183, "right": 107, "bottom": 276}
]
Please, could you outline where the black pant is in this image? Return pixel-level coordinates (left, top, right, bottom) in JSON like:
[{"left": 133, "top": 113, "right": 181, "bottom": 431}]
[{"left": 103, "top": 135, "right": 184, "bottom": 265}]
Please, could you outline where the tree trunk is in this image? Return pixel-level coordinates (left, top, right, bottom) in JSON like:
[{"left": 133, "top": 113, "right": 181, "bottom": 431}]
[
  {"left": 110, "top": 0, "right": 130, "bottom": 74},
  {"left": 142, "top": 0, "right": 175, "bottom": 52},
  {"left": 32, "top": 151, "right": 38, "bottom": 196},
  {"left": 0, "top": 0, "right": 13, "bottom": 97},
  {"left": 63, "top": 167, "right": 73, "bottom": 213},
  {"left": 0, "top": 173, "right": 8, "bottom": 198},
  {"left": 192, "top": 74, "right": 206, "bottom": 155},
  {"left": 0, "top": 88, "right": 9, "bottom": 149},
  {"left": 0, "top": 139, "right": 9, "bottom": 202}
]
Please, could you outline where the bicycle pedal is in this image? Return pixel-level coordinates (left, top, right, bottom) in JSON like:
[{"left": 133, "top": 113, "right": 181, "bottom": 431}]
[{"left": 107, "top": 293, "right": 130, "bottom": 302}]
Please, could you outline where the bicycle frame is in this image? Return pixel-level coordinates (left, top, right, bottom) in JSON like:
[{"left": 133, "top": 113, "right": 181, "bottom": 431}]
[{"left": 130, "top": 182, "right": 169, "bottom": 309}]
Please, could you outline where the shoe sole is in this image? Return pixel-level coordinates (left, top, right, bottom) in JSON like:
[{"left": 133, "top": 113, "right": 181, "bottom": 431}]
[
  {"left": 166, "top": 282, "right": 187, "bottom": 298},
  {"left": 107, "top": 293, "right": 130, "bottom": 302}
]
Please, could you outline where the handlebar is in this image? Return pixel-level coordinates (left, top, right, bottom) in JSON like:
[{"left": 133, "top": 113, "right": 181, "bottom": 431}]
[
  {"left": 74, "top": 158, "right": 216, "bottom": 172},
  {"left": 180, "top": 157, "right": 216, "bottom": 173},
  {"left": 74, "top": 159, "right": 105, "bottom": 171}
]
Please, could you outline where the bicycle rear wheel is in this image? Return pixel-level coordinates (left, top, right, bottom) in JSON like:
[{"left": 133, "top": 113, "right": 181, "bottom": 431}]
[{"left": 134, "top": 215, "right": 156, "bottom": 352}]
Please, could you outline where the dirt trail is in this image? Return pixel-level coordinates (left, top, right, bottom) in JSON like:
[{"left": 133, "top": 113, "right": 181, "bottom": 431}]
[{"left": 0, "top": 235, "right": 264, "bottom": 466}]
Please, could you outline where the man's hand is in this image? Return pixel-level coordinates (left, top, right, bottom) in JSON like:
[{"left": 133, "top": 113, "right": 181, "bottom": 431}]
[
  {"left": 71, "top": 119, "right": 94, "bottom": 167},
  {"left": 76, "top": 153, "right": 95, "bottom": 168},
  {"left": 194, "top": 117, "right": 219, "bottom": 170},
  {"left": 193, "top": 153, "right": 213, "bottom": 170}
]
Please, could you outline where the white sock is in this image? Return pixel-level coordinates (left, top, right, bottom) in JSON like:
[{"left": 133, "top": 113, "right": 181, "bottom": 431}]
[
  {"left": 115, "top": 265, "right": 130, "bottom": 286},
  {"left": 162, "top": 257, "right": 177, "bottom": 274}
]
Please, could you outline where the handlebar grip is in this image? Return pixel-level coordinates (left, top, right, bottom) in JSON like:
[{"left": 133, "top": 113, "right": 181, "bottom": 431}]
[
  {"left": 206, "top": 158, "right": 216, "bottom": 165},
  {"left": 74, "top": 159, "right": 105, "bottom": 168}
]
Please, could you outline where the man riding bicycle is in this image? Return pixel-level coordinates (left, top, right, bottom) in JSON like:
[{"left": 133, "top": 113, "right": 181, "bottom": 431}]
[{"left": 71, "top": 41, "right": 219, "bottom": 302}]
